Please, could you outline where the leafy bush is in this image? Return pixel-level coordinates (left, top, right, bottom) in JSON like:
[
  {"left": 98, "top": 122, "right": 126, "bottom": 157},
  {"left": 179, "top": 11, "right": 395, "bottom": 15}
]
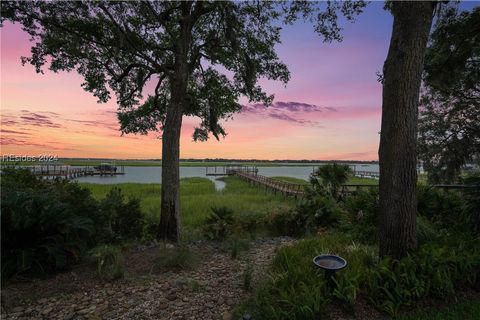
[
  {"left": 98, "top": 187, "right": 144, "bottom": 242},
  {"left": 90, "top": 245, "right": 124, "bottom": 280},
  {"left": 240, "top": 232, "right": 480, "bottom": 319},
  {"left": 367, "top": 242, "right": 480, "bottom": 317},
  {"left": 1, "top": 168, "right": 145, "bottom": 278},
  {"left": 202, "top": 206, "right": 235, "bottom": 240},
  {"left": 463, "top": 173, "right": 480, "bottom": 234},
  {"left": 265, "top": 196, "right": 344, "bottom": 237},
  {"left": 265, "top": 207, "right": 304, "bottom": 237},
  {"left": 1, "top": 170, "right": 95, "bottom": 278},
  {"left": 417, "top": 186, "right": 466, "bottom": 229},
  {"left": 416, "top": 215, "right": 439, "bottom": 245},
  {"left": 295, "top": 195, "right": 345, "bottom": 232},
  {"left": 342, "top": 189, "right": 379, "bottom": 244},
  {"left": 310, "top": 163, "right": 352, "bottom": 199},
  {"left": 233, "top": 211, "right": 265, "bottom": 237}
]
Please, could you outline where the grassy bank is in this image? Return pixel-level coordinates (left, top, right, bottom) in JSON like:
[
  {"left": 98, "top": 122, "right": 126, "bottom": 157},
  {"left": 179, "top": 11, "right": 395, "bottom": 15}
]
[{"left": 81, "top": 177, "right": 296, "bottom": 231}]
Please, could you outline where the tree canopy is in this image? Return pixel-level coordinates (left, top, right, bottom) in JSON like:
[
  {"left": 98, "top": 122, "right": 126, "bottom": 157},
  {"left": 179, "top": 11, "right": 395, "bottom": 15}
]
[
  {"left": 419, "top": 6, "right": 480, "bottom": 183},
  {"left": 0, "top": 0, "right": 366, "bottom": 241},
  {"left": 1, "top": 1, "right": 291, "bottom": 140}
]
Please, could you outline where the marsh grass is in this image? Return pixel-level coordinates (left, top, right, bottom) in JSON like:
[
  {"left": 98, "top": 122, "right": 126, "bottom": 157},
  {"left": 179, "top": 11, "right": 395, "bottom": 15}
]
[{"left": 81, "top": 177, "right": 295, "bottom": 232}]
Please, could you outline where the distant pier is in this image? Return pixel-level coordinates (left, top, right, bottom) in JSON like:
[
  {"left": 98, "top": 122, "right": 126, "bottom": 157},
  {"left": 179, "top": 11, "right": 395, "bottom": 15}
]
[
  {"left": 20, "top": 164, "right": 125, "bottom": 180},
  {"left": 207, "top": 165, "right": 305, "bottom": 197}
]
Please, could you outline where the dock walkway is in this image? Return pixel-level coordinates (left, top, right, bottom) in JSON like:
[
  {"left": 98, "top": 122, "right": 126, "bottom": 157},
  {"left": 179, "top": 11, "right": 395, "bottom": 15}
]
[{"left": 226, "top": 167, "right": 306, "bottom": 197}]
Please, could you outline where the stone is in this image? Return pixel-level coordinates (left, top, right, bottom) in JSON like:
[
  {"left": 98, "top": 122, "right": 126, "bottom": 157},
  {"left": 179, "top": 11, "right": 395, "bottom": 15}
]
[
  {"left": 222, "top": 311, "right": 233, "bottom": 320},
  {"left": 157, "top": 303, "right": 168, "bottom": 310},
  {"left": 41, "top": 307, "right": 53, "bottom": 315},
  {"left": 166, "top": 293, "right": 177, "bottom": 301},
  {"left": 12, "top": 306, "right": 24, "bottom": 313}
]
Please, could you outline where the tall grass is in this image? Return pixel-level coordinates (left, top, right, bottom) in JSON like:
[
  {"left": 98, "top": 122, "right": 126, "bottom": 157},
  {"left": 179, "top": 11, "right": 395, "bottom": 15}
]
[{"left": 81, "top": 177, "right": 295, "bottom": 230}]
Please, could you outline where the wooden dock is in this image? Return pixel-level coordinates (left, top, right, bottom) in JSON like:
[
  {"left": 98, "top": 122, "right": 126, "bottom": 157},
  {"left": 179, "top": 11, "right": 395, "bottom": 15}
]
[
  {"left": 353, "top": 170, "right": 380, "bottom": 179},
  {"left": 21, "top": 164, "right": 125, "bottom": 180},
  {"left": 227, "top": 167, "right": 306, "bottom": 197},
  {"left": 206, "top": 165, "right": 259, "bottom": 176}
]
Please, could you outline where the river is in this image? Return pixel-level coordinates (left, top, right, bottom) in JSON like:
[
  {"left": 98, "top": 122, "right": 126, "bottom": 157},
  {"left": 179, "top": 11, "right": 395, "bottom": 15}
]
[{"left": 75, "top": 163, "right": 380, "bottom": 190}]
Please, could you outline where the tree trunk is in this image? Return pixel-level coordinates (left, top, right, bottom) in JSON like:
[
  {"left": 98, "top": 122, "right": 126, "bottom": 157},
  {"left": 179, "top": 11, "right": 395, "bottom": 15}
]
[
  {"left": 157, "top": 82, "right": 185, "bottom": 242},
  {"left": 157, "top": 15, "right": 191, "bottom": 242},
  {"left": 379, "top": 2, "right": 435, "bottom": 259}
]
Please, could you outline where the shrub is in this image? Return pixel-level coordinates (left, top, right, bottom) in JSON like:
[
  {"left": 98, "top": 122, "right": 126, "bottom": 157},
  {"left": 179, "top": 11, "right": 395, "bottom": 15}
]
[
  {"left": 417, "top": 186, "right": 466, "bottom": 230},
  {"left": 1, "top": 169, "right": 146, "bottom": 278},
  {"left": 265, "top": 207, "right": 304, "bottom": 237},
  {"left": 266, "top": 196, "right": 344, "bottom": 237},
  {"left": 153, "top": 246, "right": 199, "bottom": 270},
  {"left": 463, "top": 173, "right": 480, "bottom": 234},
  {"left": 310, "top": 163, "right": 352, "bottom": 199},
  {"left": 295, "top": 195, "right": 345, "bottom": 233},
  {"left": 90, "top": 245, "right": 124, "bottom": 280},
  {"left": 240, "top": 232, "right": 480, "bottom": 319},
  {"left": 1, "top": 169, "right": 95, "bottom": 278},
  {"left": 202, "top": 206, "right": 235, "bottom": 240},
  {"left": 416, "top": 215, "right": 439, "bottom": 245},
  {"left": 367, "top": 242, "right": 480, "bottom": 317},
  {"left": 98, "top": 187, "right": 144, "bottom": 242},
  {"left": 342, "top": 189, "right": 379, "bottom": 244},
  {"left": 234, "top": 211, "right": 265, "bottom": 237}
]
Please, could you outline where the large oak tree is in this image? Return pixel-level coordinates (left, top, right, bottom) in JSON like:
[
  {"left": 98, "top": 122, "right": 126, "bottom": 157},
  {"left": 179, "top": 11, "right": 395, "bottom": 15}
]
[
  {"left": 1, "top": 1, "right": 291, "bottom": 241},
  {"left": 379, "top": 1, "right": 436, "bottom": 259}
]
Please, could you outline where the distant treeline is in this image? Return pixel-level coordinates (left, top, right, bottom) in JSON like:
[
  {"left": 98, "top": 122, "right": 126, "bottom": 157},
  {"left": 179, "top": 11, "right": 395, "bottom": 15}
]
[{"left": 55, "top": 158, "right": 379, "bottom": 164}]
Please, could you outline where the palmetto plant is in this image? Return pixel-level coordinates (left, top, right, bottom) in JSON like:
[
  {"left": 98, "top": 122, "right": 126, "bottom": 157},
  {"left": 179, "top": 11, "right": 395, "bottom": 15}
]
[
  {"left": 309, "top": 163, "right": 352, "bottom": 199},
  {"left": 1, "top": 190, "right": 94, "bottom": 277},
  {"left": 202, "top": 206, "right": 235, "bottom": 240}
]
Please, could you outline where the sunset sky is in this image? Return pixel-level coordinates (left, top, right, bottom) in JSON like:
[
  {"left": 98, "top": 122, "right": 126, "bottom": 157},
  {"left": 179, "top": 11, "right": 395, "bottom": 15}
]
[{"left": 1, "top": 2, "right": 476, "bottom": 161}]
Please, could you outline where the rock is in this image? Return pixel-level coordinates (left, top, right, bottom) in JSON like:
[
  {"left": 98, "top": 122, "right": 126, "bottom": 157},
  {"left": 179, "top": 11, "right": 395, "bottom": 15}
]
[
  {"left": 157, "top": 303, "right": 168, "bottom": 310},
  {"left": 222, "top": 311, "right": 233, "bottom": 320},
  {"left": 226, "top": 299, "right": 235, "bottom": 306},
  {"left": 41, "top": 307, "right": 53, "bottom": 315},
  {"left": 166, "top": 293, "right": 177, "bottom": 301},
  {"left": 78, "top": 307, "right": 93, "bottom": 315},
  {"left": 38, "top": 298, "right": 48, "bottom": 304},
  {"left": 11, "top": 306, "right": 24, "bottom": 313}
]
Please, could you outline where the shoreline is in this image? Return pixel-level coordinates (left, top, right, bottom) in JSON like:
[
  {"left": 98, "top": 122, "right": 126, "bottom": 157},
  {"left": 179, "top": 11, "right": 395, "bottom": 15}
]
[{"left": 0, "top": 160, "right": 378, "bottom": 167}]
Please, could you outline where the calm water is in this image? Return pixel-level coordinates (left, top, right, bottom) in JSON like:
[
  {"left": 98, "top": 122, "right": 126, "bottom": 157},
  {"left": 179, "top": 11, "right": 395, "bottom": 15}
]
[{"left": 75, "top": 163, "right": 379, "bottom": 190}]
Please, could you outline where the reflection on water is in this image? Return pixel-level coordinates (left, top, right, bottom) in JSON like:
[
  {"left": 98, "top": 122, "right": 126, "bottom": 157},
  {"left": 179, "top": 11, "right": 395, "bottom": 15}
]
[
  {"left": 75, "top": 164, "right": 380, "bottom": 191},
  {"left": 75, "top": 166, "right": 227, "bottom": 190}
]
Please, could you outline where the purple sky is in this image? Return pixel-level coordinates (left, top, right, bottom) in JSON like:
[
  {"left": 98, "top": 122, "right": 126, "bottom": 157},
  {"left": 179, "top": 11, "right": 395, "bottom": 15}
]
[{"left": 1, "top": 2, "right": 477, "bottom": 160}]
